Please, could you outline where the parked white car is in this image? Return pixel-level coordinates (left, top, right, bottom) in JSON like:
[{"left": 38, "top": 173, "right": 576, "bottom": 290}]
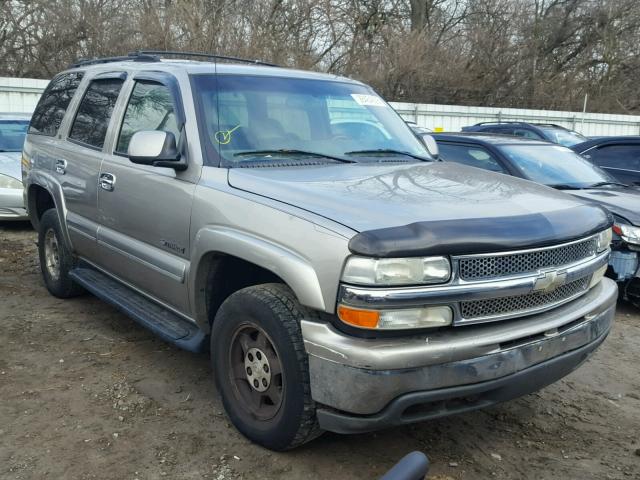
[{"left": 0, "top": 113, "right": 30, "bottom": 220}]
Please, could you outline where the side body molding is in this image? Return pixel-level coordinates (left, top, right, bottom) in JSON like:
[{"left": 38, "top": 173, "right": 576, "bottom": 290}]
[{"left": 190, "top": 226, "right": 326, "bottom": 328}]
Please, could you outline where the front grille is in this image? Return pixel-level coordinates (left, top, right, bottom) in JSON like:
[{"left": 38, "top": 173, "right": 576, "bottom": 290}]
[
  {"left": 458, "top": 237, "right": 597, "bottom": 280},
  {"left": 460, "top": 276, "right": 590, "bottom": 320}
]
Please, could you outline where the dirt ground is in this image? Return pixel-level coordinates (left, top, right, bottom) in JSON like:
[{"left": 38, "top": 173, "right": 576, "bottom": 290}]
[{"left": 1, "top": 222, "right": 639, "bottom": 480}]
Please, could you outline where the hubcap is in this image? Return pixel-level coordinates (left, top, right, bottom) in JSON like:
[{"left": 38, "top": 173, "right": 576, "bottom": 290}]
[
  {"left": 229, "top": 324, "right": 284, "bottom": 420},
  {"left": 244, "top": 347, "right": 271, "bottom": 392},
  {"left": 44, "top": 229, "right": 61, "bottom": 281}
]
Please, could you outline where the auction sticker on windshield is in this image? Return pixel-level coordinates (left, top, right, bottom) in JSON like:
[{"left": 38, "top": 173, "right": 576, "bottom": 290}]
[{"left": 351, "top": 94, "right": 386, "bottom": 107}]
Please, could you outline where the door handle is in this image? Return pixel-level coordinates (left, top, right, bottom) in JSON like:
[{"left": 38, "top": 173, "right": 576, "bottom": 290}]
[
  {"left": 99, "top": 173, "right": 116, "bottom": 192},
  {"left": 55, "top": 159, "right": 67, "bottom": 174}
]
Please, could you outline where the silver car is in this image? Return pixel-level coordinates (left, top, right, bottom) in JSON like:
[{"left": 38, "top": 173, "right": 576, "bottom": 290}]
[{"left": 0, "top": 113, "right": 30, "bottom": 220}]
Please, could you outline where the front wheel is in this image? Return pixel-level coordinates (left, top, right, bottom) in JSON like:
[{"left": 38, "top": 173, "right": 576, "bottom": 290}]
[{"left": 211, "top": 283, "right": 322, "bottom": 450}]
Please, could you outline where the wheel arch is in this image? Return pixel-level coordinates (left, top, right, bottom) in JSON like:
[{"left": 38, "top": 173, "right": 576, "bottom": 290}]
[{"left": 190, "top": 227, "right": 326, "bottom": 332}]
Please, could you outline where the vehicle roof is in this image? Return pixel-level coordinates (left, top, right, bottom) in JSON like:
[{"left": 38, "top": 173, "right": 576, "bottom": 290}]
[
  {"left": 61, "top": 59, "right": 364, "bottom": 85},
  {"left": 432, "top": 132, "right": 554, "bottom": 147},
  {"left": 469, "top": 122, "right": 570, "bottom": 130},
  {"left": 0, "top": 112, "right": 31, "bottom": 121},
  {"left": 571, "top": 135, "right": 640, "bottom": 152}
]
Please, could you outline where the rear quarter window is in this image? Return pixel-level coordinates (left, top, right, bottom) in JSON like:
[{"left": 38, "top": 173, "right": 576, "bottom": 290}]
[{"left": 29, "top": 72, "right": 84, "bottom": 136}]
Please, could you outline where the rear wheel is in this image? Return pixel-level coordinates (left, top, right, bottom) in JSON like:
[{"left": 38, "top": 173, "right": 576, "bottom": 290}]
[
  {"left": 38, "top": 209, "right": 83, "bottom": 298},
  {"left": 211, "top": 283, "right": 322, "bottom": 450}
]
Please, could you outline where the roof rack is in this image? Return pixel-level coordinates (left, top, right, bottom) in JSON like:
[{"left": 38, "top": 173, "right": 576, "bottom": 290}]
[
  {"left": 473, "top": 121, "right": 528, "bottom": 126},
  {"left": 132, "top": 50, "right": 279, "bottom": 67},
  {"left": 69, "top": 50, "right": 278, "bottom": 69},
  {"left": 69, "top": 53, "right": 160, "bottom": 68}
]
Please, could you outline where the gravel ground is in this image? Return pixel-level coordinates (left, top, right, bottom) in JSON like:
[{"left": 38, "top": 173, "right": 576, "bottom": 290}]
[{"left": 1, "top": 222, "right": 639, "bottom": 480}]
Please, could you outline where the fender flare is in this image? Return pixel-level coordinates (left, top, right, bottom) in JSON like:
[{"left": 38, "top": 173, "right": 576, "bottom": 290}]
[
  {"left": 26, "top": 172, "right": 73, "bottom": 251},
  {"left": 189, "top": 226, "right": 326, "bottom": 328}
]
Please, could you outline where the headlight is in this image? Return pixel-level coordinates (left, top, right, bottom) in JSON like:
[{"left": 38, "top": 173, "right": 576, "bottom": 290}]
[
  {"left": 596, "top": 228, "right": 612, "bottom": 252},
  {"left": 337, "top": 304, "right": 453, "bottom": 330},
  {"left": 342, "top": 256, "right": 451, "bottom": 286},
  {"left": 613, "top": 223, "right": 640, "bottom": 245},
  {"left": 0, "top": 173, "right": 22, "bottom": 189}
]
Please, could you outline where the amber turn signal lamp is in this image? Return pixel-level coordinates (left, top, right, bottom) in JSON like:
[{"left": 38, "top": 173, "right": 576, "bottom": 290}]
[{"left": 337, "top": 305, "right": 380, "bottom": 328}]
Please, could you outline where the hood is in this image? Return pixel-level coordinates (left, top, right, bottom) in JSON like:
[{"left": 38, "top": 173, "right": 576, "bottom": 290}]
[
  {"left": 0, "top": 152, "right": 23, "bottom": 181},
  {"left": 228, "top": 162, "right": 611, "bottom": 256},
  {"left": 569, "top": 188, "right": 640, "bottom": 226}
]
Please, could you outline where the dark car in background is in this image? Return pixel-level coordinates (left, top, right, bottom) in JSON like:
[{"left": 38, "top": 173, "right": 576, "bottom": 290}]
[
  {"left": 571, "top": 136, "right": 640, "bottom": 186},
  {"left": 462, "top": 121, "right": 587, "bottom": 147},
  {"left": 433, "top": 132, "right": 640, "bottom": 306}
]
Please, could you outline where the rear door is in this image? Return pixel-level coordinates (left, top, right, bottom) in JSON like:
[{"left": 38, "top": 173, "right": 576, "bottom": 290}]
[
  {"left": 583, "top": 143, "right": 640, "bottom": 185},
  {"left": 57, "top": 73, "right": 125, "bottom": 259},
  {"left": 95, "top": 72, "right": 195, "bottom": 313}
]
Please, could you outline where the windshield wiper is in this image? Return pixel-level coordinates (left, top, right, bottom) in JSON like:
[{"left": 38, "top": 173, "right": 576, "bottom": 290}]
[
  {"left": 587, "top": 181, "right": 628, "bottom": 188},
  {"left": 345, "top": 149, "right": 432, "bottom": 162},
  {"left": 234, "top": 149, "right": 355, "bottom": 164},
  {"left": 548, "top": 184, "right": 585, "bottom": 190}
]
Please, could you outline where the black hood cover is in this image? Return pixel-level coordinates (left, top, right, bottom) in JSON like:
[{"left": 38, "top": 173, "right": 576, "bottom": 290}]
[{"left": 349, "top": 204, "right": 612, "bottom": 257}]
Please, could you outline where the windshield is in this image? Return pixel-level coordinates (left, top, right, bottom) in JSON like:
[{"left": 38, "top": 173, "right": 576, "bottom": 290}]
[
  {"left": 538, "top": 127, "right": 586, "bottom": 147},
  {"left": 191, "top": 74, "right": 429, "bottom": 166},
  {"left": 499, "top": 144, "right": 617, "bottom": 188},
  {"left": 0, "top": 120, "right": 29, "bottom": 152}
]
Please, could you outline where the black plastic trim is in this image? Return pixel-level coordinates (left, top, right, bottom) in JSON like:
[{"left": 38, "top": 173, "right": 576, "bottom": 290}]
[{"left": 349, "top": 204, "right": 612, "bottom": 257}]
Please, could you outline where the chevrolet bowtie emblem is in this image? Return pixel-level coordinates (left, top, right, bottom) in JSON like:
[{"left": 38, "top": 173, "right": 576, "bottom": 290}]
[{"left": 533, "top": 270, "right": 567, "bottom": 293}]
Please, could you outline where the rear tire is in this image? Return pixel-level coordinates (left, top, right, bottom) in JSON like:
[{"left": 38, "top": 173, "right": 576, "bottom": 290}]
[
  {"left": 38, "top": 208, "right": 83, "bottom": 298},
  {"left": 211, "top": 283, "right": 322, "bottom": 450}
]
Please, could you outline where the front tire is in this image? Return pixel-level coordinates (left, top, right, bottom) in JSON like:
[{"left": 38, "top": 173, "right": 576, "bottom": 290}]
[
  {"left": 38, "top": 208, "right": 83, "bottom": 298},
  {"left": 211, "top": 283, "right": 322, "bottom": 450}
]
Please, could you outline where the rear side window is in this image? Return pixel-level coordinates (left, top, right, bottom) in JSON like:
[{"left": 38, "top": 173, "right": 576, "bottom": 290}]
[
  {"left": 69, "top": 78, "right": 124, "bottom": 149},
  {"left": 587, "top": 144, "right": 640, "bottom": 171},
  {"left": 438, "top": 143, "right": 506, "bottom": 173},
  {"left": 29, "top": 72, "right": 84, "bottom": 136},
  {"left": 116, "top": 81, "right": 179, "bottom": 154},
  {"left": 512, "top": 128, "right": 542, "bottom": 140}
]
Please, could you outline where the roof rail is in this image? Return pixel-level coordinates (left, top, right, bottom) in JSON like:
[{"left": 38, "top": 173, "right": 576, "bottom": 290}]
[
  {"left": 132, "top": 50, "right": 279, "bottom": 67},
  {"left": 69, "top": 52, "right": 160, "bottom": 68},
  {"left": 473, "top": 121, "right": 528, "bottom": 126}
]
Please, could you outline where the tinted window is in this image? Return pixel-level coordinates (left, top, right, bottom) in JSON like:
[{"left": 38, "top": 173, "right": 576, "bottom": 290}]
[
  {"left": 116, "top": 81, "right": 179, "bottom": 154},
  {"left": 512, "top": 128, "right": 542, "bottom": 140},
  {"left": 29, "top": 72, "right": 84, "bottom": 136},
  {"left": 586, "top": 144, "right": 640, "bottom": 171},
  {"left": 69, "top": 78, "right": 124, "bottom": 149},
  {"left": 438, "top": 143, "right": 506, "bottom": 173},
  {"left": 0, "top": 120, "right": 29, "bottom": 152}
]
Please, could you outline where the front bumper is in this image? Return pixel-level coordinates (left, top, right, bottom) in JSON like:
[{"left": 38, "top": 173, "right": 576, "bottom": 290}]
[
  {"left": 0, "top": 187, "right": 27, "bottom": 220},
  {"left": 302, "top": 277, "right": 617, "bottom": 433}
]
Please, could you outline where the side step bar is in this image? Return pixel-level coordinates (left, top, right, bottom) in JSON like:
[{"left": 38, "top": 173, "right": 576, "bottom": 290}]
[{"left": 69, "top": 267, "right": 206, "bottom": 353}]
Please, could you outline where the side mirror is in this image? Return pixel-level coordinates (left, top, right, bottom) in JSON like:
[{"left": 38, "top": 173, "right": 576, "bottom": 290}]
[
  {"left": 128, "top": 130, "right": 186, "bottom": 170},
  {"left": 420, "top": 134, "right": 439, "bottom": 160}
]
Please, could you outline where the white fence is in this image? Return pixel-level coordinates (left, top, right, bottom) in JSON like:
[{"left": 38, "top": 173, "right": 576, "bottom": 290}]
[
  {"left": 391, "top": 102, "right": 640, "bottom": 136},
  {"left": 3, "top": 76, "right": 640, "bottom": 136},
  {"left": 0, "top": 77, "right": 49, "bottom": 113}
]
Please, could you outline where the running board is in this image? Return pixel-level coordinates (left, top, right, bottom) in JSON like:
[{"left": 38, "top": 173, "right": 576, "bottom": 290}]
[{"left": 69, "top": 267, "right": 206, "bottom": 353}]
